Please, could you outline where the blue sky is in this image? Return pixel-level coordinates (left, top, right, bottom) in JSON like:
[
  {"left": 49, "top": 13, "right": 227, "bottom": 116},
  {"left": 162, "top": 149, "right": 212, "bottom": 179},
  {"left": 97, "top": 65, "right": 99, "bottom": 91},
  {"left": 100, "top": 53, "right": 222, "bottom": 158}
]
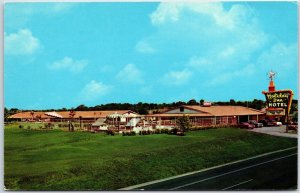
[{"left": 4, "top": 2, "right": 298, "bottom": 109}]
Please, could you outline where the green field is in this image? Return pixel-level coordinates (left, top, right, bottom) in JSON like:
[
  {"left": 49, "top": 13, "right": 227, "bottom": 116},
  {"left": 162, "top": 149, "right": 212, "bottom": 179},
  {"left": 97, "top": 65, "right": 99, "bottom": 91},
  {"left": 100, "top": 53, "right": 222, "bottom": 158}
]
[{"left": 4, "top": 124, "right": 297, "bottom": 190}]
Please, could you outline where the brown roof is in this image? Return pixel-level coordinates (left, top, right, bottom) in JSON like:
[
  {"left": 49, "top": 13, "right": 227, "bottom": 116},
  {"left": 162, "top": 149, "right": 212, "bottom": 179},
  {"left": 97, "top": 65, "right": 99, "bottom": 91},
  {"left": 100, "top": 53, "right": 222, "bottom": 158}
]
[
  {"left": 146, "top": 113, "right": 212, "bottom": 117},
  {"left": 183, "top": 105, "right": 264, "bottom": 116},
  {"left": 8, "top": 112, "right": 52, "bottom": 119},
  {"left": 9, "top": 110, "right": 138, "bottom": 119},
  {"left": 57, "top": 111, "right": 131, "bottom": 118}
]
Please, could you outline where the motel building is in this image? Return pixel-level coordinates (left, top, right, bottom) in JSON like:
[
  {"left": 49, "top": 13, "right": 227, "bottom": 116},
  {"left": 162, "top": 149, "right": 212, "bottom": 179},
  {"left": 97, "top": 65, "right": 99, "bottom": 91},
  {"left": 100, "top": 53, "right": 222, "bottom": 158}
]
[
  {"left": 146, "top": 104, "right": 264, "bottom": 128},
  {"left": 8, "top": 105, "right": 265, "bottom": 131},
  {"left": 8, "top": 110, "right": 141, "bottom": 131}
]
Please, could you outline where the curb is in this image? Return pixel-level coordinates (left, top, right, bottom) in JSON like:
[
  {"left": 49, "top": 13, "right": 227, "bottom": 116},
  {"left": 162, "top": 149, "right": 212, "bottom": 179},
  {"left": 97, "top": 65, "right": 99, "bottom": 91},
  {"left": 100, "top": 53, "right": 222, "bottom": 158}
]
[{"left": 119, "top": 146, "right": 297, "bottom": 190}]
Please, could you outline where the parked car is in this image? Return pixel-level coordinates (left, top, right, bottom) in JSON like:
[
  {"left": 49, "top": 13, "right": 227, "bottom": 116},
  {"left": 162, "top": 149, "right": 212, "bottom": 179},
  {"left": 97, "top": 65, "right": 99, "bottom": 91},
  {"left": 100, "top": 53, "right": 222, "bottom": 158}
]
[
  {"left": 248, "top": 120, "right": 263, "bottom": 128},
  {"left": 237, "top": 122, "right": 255, "bottom": 129},
  {"left": 275, "top": 121, "right": 283, "bottom": 126},
  {"left": 287, "top": 122, "right": 298, "bottom": 131},
  {"left": 258, "top": 119, "right": 277, "bottom": 127}
]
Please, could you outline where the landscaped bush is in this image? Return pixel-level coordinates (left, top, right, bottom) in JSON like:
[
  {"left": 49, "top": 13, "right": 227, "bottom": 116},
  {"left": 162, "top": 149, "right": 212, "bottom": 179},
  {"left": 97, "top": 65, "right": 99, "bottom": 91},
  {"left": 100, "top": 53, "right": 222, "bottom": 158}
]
[
  {"left": 191, "top": 125, "right": 224, "bottom": 131},
  {"left": 169, "top": 128, "right": 178, "bottom": 135},
  {"left": 176, "top": 131, "right": 186, "bottom": 136},
  {"left": 130, "top": 131, "right": 136, "bottom": 136},
  {"left": 122, "top": 131, "right": 136, "bottom": 136},
  {"left": 106, "top": 130, "right": 115, "bottom": 136},
  {"left": 160, "top": 129, "right": 169, "bottom": 134},
  {"left": 26, "top": 126, "right": 31, "bottom": 130},
  {"left": 18, "top": 125, "right": 23, "bottom": 129},
  {"left": 139, "top": 130, "right": 153, "bottom": 135},
  {"left": 154, "top": 129, "right": 161, "bottom": 134},
  {"left": 44, "top": 123, "right": 54, "bottom": 130}
]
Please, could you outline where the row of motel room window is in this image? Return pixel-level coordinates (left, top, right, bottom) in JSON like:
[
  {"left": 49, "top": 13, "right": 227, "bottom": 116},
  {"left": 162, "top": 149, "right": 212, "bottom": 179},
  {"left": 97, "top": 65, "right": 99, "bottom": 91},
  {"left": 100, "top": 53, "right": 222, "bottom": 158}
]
[
  {"left": 149, "top": 115, "right": 263, "bottom": 127},
  {"left": 45, "top": 115, "right": 264, "bottom": 127}
]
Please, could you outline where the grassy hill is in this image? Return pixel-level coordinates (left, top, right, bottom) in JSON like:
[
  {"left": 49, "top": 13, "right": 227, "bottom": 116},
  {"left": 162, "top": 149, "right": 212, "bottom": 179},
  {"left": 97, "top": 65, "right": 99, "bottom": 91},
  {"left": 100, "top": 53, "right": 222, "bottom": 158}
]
[{"left": 4, "top": 124, "right": 297, "bottom": 190}]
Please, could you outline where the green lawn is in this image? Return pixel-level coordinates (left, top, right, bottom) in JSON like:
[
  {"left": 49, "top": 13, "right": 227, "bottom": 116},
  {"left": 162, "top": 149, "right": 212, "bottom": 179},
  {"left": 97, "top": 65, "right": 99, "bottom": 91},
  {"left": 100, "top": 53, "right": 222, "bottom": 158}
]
[{"left": 4, "top": 125, "right": 297, "bottom": 190}]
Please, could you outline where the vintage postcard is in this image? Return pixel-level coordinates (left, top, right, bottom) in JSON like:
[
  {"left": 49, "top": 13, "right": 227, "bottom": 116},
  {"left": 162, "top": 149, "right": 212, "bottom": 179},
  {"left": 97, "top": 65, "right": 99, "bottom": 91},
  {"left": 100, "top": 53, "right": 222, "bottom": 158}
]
[{"left": 4, "top": 1, "right": 298, "bottom": 190}]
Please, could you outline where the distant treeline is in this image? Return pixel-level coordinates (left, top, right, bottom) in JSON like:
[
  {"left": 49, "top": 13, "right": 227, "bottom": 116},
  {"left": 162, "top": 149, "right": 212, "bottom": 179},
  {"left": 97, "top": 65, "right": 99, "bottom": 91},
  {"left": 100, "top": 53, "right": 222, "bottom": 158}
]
[{"left": 5, "top": 99, "right": 298, "bottom": 117}]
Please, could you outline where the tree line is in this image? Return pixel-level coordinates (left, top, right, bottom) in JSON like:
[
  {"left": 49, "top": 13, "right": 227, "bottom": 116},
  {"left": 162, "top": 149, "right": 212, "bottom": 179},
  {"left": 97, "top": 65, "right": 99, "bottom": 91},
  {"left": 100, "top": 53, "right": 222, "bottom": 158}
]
[{"left": 4, "top": 99, "right": 298, "bottom": 118}]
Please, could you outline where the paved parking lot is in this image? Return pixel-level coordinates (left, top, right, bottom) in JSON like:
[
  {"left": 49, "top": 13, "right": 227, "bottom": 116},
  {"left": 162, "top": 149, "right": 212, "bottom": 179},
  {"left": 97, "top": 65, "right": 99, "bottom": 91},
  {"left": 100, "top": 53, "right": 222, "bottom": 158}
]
[{"left": 250, "top": 125, "right": 297, "bottom": 138}]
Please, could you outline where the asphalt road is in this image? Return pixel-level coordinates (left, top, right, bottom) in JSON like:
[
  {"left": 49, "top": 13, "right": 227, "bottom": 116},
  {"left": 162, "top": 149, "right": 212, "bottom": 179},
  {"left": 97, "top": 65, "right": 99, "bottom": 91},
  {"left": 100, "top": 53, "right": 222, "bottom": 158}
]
[{"left": 124, "top": 147, "right": 297, "bottom": 191}]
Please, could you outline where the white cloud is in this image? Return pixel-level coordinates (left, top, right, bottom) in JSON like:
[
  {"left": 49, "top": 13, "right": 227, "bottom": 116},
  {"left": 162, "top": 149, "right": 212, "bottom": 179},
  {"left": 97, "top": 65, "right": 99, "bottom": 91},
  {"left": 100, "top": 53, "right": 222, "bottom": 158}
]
[
  {"left": 6, "top": 3, "right": 75, "bottom": 16},
  {"left": 136, "top": 40, "right": 156, "bottom": 53},
  {"left": 141, "top": 2, "right": 267, "bottom": 77},
  {"left": 257, "top": 43, "right": 297, "bottom": 71},
  {"left": 150, "top": 3, "right": 181, "bottom": 25},
  {"left": 78, "top": 80, "right": 112, "bottom": 102},
  {"left": 116, "top": 64, "right": 143, "bottom": 84},
  {"left": 256, "top": 43, "right": 298, "bottom": 82},
  {"left": 206, "top": 64, "right": 255, "bottom": 86},
  {"left": 5, "top": 29, "right": 41, "bottom": 55},
  {"left": 49, "top": 57, "right": 88, "bottom": 73},
  {"left": 5, "top": 3, "right": 76, "bottom": 30},
  {"left": 162, "top": 69, "right": 192, "bottom": 86},
  {"left": 187, "top": 57, "right": 212, "bottom": 70},
  {"left": 150, "top": 3, "right": 251, "bottom": 30}
]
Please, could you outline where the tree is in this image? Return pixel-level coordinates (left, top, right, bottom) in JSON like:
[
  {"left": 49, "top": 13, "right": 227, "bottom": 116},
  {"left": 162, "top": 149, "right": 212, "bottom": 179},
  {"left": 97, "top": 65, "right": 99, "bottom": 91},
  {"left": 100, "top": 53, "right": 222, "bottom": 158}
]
[
  {"left": 187, "top": 99, "right": 198, "bottom": 105},
  {"left": 30, "top": 111, "right": 35, "bottom": 121},
  {"left": 230, "top": 99, "right": 236, "bottom": 105},
  {"left": 176, "top": 115, "right": 191, "bottom": 133},
  {"left": 69, "top": 109, "right": 76, "bottom": 132},
  {"left": 75, "top": 104, "right": 88, "bottom": 111},
  {"left": 200, "top": 99, "right": 204, "bottom": 106}
]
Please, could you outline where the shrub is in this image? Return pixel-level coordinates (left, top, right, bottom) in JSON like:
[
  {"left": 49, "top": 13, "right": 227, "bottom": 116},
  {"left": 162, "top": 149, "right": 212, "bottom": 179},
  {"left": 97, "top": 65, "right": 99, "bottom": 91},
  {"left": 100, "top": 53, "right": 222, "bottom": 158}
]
[
  {"left": 139, "top": 130, "right": 153, "bottom": 135},
  {"left": 19, "top": 125, "right": 23, "bottom": 129},
  {"left": 176, "top": 115, "right": 191, "bottom": 132},
  {"left": 161, "top": 129, "right": 169, "bottom": 134},
  {"left": 130, "top": 131, "right": 136, "bottom": 136},
  {"left": 169, "top": 128, "right": 178, "bottom": 135},
  {"left": 176, "top": 131, "right": 186, "bottom": 136},
  {"left": 122, "top": 131, "right": 136, "bottom": 136},
  {"left": 154, "top": 129, "right": 161, "bottom": 134},
  {"left": 27, "top": 126, "right": 31, "bottom": 130},
  {"left": 44, "top": 123, "right": 54, "bottom": 130},
  {"left": 107, "top": 130, "right": 115, "bottom": 136}
]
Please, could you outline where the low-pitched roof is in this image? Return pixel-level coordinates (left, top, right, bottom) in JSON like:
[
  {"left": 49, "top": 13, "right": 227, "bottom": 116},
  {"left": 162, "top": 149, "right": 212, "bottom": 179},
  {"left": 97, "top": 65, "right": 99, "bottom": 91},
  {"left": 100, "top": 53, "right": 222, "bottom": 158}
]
[
  {"left": 184, "top": 105, "right": 264, "bottom": 116},
  {"left": 8, "top": 112, "right": 52, "bottom": 119},
  {"left": 146, "top": 113, "right": 212, "bottom": 117},
  {"left": 126, "top": 118, "right": 141, "bottom": 127},
  {"left": 9, "top": 110, "right": 139, "bottom": 119},
  {"left": 148, "top": 105, "right": 263, "bottom": 117},
  {"left": 92, "top": 118, "right": 107, "bottom": 126}
]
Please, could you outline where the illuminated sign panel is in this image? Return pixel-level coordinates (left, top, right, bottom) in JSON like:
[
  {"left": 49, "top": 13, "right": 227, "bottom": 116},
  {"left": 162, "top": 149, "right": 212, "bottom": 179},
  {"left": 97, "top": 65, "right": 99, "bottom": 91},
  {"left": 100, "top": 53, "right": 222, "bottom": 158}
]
[
  {"left": 262, "top": 90, "right": 293, "bottom": 116},
  {"left": 266, "top": 109, "right": 285, "bottom": 116}
]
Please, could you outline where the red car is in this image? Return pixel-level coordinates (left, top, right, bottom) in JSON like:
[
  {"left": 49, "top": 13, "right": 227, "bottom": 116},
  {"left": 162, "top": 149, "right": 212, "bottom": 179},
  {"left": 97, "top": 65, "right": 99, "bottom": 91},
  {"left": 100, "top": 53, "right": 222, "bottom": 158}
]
[
  {"left": 258, "top": 119, "right": 277, "bottom": 127},
  {"left": 237, "top": 122, "right": 255, "bottom": 129},
  {"left": 287, "top": 122, "right": 298, "bottom": 131}
]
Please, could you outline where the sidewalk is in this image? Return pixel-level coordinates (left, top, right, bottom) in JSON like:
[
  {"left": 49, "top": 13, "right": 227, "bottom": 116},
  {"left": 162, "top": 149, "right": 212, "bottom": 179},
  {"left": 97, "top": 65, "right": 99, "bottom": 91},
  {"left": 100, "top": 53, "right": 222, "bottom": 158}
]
[{"left": 250, "top": 126, "right": 297, "bottom": 138}]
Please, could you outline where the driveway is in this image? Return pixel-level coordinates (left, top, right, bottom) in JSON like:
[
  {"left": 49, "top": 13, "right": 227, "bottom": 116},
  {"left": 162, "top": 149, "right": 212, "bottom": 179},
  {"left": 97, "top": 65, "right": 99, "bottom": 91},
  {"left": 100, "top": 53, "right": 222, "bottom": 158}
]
[{"left": 250, "top": 125, "right": 297, "bottom": 138}]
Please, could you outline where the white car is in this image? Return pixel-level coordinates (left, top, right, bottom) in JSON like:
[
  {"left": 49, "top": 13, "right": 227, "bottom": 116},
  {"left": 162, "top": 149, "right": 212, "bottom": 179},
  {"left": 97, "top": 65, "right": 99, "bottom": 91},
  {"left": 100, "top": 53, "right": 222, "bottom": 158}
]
[{"left": 276, "top": 122, "right": 282, "bottom": 126}]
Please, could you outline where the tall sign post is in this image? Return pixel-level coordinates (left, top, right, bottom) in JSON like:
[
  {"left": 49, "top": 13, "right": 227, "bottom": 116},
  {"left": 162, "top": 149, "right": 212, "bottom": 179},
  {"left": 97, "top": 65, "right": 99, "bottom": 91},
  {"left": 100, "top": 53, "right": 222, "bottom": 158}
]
[{"left": 262, "top": 71, "right": 294, "bottom": 133}]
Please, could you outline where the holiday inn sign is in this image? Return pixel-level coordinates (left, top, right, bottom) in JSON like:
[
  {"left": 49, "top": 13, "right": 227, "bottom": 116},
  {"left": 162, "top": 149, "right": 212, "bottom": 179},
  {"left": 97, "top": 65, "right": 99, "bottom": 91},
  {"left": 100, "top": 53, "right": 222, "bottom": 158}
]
[
  {"left": 264, "top": 91, "right": 293, "bottom": 109},
  {"left": 262, "top": 90, "right": 294, "bottom": 119}
]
